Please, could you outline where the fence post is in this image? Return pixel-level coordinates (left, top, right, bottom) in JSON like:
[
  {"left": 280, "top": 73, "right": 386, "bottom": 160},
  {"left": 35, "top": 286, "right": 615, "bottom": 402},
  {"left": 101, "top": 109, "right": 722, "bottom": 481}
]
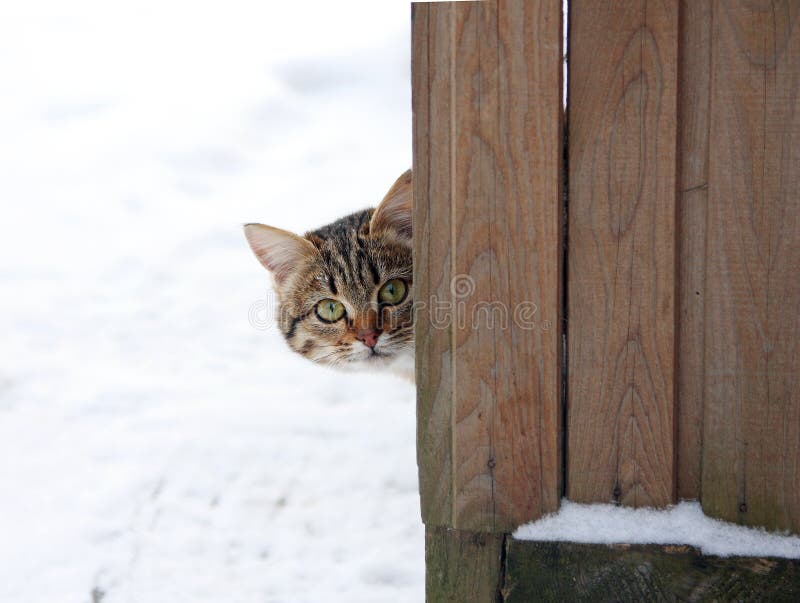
[{"left": 412, "top": 0, "right": 563, "bottom": 599}]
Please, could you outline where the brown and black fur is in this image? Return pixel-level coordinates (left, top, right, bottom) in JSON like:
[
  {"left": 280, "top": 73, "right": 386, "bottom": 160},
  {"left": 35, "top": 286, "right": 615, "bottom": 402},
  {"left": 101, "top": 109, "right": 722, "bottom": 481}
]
[
  {"left": 278, "top": 208, "right": 413, "bottom": 368},
  {"left": 244, "top": 170, "right": 414, "bottom": 379}
]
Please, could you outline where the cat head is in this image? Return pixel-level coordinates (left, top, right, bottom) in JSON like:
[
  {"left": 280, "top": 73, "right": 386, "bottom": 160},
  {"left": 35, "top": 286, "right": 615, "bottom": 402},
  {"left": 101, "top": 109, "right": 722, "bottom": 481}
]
[{"left": 244, "top": 170, "right": 413, "bottom": 371}]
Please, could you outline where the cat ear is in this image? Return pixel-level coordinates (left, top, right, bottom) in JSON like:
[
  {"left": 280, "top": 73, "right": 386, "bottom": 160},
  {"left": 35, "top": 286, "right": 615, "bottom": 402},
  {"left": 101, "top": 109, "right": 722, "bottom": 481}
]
[
  {"left": 370, "top": 169, "right": 412, "bottom": 239},
  {"left": 243, "top": 223, "right": 317, "bottom": 285}
]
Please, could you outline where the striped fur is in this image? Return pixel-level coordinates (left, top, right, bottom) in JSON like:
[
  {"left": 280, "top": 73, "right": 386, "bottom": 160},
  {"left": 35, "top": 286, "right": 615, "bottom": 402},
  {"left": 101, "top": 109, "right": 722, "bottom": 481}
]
[{"left": 245, "top": 170, "right": 414, "bottom": 380}]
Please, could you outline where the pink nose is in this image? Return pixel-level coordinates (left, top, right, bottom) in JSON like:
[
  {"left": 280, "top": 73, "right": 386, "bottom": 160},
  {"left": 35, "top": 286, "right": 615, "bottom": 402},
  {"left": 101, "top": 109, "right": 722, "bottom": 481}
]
[{"left": 356, "top": 328, "right": 381, "bottom": 348}]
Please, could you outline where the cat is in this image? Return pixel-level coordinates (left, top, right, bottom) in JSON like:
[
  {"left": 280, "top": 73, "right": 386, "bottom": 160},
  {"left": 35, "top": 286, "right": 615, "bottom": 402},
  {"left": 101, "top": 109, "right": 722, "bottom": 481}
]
[{"left": 244, "top": 170, "right": 414, "bottom": 382}]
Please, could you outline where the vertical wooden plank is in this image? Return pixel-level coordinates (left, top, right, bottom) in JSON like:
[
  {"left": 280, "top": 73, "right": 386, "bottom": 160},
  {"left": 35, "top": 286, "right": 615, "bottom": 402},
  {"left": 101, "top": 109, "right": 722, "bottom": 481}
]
[
  {"left": 450, "top": 0, "right": 562, "bottom": 531},
  {"left": 495, "top": 0, "right": 563, "bottom": 520},
  {"left": 413, "top": 0, "right": 563, "bottom": 532},
  {"left": 702, "top": 0, "right": 800, "bottom": 533},
  {"left": 450, "top": 0, "right": 500, "bottom": 531},
  {"left": 676, "top": 0, "right": 712, "bottom": 501},
  {"left": 414, "top": 1, "right": 454, "bottom": 526},
  {"left": 568, "top": 0, "right": 679, "bottom": 507}
]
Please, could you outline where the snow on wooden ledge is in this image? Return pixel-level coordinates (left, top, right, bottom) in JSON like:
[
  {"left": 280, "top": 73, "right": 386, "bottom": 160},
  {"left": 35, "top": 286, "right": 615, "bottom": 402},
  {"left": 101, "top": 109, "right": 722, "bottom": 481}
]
[{"left": 513, "top": 500, "right": 800, "bottom": 559}]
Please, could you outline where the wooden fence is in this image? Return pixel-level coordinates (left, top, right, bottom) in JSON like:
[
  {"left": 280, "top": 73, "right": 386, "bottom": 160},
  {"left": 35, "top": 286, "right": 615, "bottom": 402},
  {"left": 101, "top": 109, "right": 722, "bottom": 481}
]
[{"left": 412, "top": 0, "right": 800, "bottom": 599}]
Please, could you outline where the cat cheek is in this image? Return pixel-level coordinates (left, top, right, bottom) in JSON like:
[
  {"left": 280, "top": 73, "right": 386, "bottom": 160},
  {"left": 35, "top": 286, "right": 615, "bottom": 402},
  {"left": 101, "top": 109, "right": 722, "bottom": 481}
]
[
  {"left": 380, "top": 305, "right": 411, "bottom": 332},
  {"left": 379, "top": 307, "right": 395, "bottom": 330}
]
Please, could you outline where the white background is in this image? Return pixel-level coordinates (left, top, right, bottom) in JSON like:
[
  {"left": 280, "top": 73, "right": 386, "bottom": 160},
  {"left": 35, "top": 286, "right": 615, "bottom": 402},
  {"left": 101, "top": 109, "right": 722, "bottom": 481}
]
[{"left": 0, "top": 2, "right": 421, "bottom": 601}]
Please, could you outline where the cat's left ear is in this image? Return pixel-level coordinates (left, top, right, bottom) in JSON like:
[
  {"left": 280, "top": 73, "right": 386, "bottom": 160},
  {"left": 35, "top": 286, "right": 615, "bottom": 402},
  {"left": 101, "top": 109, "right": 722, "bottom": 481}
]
[{"left": 370, "top": 169, "right": 412, "bottom": 239}]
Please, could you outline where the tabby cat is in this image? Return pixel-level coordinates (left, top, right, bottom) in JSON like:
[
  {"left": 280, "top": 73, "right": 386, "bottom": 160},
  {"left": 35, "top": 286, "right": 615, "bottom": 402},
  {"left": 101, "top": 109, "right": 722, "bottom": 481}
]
[{"left": 244, "top": 170, "right": 414, "bottom": 381}]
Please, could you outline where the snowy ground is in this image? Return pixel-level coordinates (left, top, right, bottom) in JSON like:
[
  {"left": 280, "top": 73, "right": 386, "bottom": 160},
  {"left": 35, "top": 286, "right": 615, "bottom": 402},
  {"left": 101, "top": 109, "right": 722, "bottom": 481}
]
[{"left": 0, "top": 2, "right": 421, "bottom": 602}]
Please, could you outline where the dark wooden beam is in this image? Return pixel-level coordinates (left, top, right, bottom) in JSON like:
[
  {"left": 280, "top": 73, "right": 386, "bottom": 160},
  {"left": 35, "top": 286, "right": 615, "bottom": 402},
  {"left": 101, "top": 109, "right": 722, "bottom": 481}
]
[{"left": 504, "top": 540, "right": 800, "bottom": 602}]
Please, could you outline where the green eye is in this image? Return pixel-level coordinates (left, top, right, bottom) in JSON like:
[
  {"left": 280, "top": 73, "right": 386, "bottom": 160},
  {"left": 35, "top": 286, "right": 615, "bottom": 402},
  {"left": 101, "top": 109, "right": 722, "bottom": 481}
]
[
  {"left": 378, "top": 278, "right": 408, "bottom": 305},
  {"left": 316, "top": 299, "right": 346, "bottom": 322}
]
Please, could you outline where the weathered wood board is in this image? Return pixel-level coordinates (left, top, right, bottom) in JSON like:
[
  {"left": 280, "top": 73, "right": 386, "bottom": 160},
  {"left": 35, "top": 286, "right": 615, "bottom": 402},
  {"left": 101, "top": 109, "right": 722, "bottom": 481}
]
[
  {"left": 701, "top": 0, "right": 800, "bottom": 533},
  {"left": 567, "top": 0, "right": 679, "bottom": 507},
  {"left": 425, "top": 526, "right": 504, "bottom": 603},
  {"left": 413, "top": 0, "right": 457, "bottom": 531},
  {"left": 413, "top": 0, "right": 563, "bottom": 532},
  {"left": 676, "top": 0, "right": 712, "bottom": 503}
]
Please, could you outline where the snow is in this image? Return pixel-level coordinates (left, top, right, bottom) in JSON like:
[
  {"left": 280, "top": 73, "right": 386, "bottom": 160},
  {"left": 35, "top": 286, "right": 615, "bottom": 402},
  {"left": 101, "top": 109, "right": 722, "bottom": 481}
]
[
  {"left": 0, "top": 1, "right": 421, "bottom": 602},
  {"left": 514, "top": 500, "right": 800, "bottom": 559}
]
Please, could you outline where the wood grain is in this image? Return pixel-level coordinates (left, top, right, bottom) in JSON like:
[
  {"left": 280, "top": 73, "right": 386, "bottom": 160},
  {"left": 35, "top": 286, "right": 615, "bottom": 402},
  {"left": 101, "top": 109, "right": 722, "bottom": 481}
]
[
  {"left": 504, "top": 540, "right": 800, "bottom": 602},
  {"left": 413, "top": 0, "right": 563, "bottom": 532},
  {"left": 567, "top": 0, "right": 679, "bottom": 507},
  {"left": 676, "top": 0, "right": 712, "bottom": 501},
  {"left": 701, "top": 0, "right": 800, "bottom": 533},
  {"left": 425, "top": 527, "right": 504, "bottom": 603},
  {"left": 413, "top": 0, "right": 456, "bottom": 528}
]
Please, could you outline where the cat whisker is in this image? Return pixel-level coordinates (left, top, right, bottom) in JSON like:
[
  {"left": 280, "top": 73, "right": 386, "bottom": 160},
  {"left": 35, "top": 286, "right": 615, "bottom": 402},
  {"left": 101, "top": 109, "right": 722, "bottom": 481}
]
[{"left": 311, "top": 348, "right": 352, "bottom": 365}]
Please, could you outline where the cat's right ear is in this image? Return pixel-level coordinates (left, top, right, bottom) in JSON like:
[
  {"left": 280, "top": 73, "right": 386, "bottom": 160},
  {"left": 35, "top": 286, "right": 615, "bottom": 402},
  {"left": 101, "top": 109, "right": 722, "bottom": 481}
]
[{"left": 243, "top": 223, "right": 317, "bottom": 286}]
